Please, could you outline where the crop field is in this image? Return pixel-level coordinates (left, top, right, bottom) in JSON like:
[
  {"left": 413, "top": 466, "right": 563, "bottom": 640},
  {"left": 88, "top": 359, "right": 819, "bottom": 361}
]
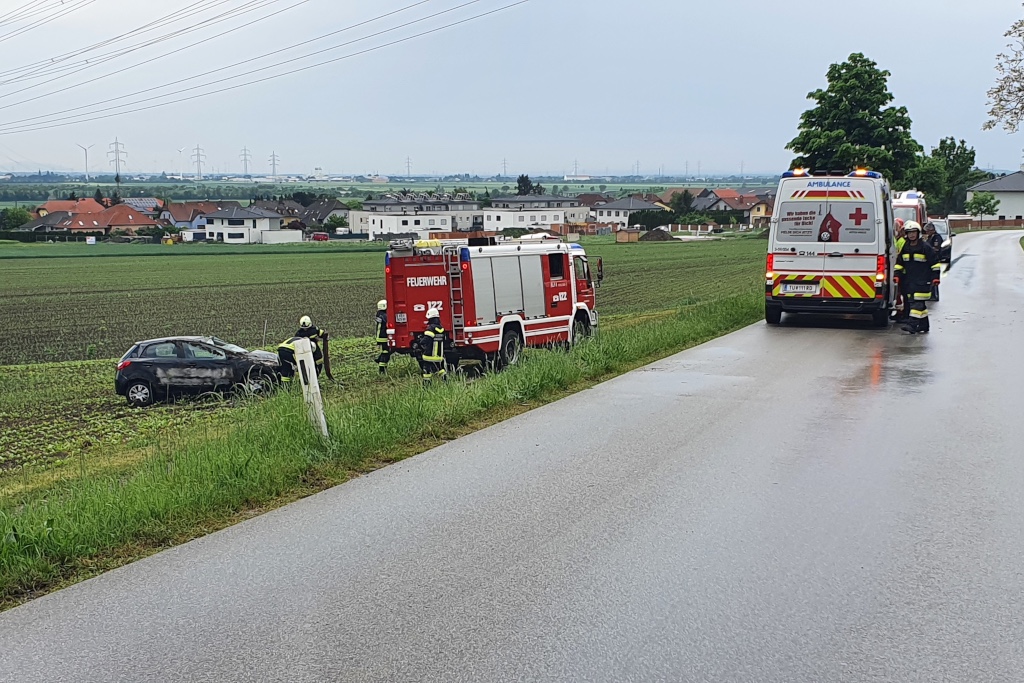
[{"left": 0, "top": 237, "right": 765, "bottom": 473}]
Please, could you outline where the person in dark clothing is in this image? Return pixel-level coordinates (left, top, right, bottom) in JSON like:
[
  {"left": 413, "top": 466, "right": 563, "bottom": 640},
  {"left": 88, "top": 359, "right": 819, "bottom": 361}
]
[
  {"left": 417, "top": 308, "right": 447, "bottom": 386},
  {"left": 374, "top": 300, "right": 390, "bottom": 375},
  {"left": 894, "top": 221, "right": 941, "bottom": 334},
  {"left": 924, "top": 222, "right": 944, "bottom": 252},
  {"left": 295, "top": 315, "right": 327, "bottom": 344},
  {"left": 277, "top": 336, "right": 323, "bottom": 383},
  {"left": 292, "top": 315, "right": 332, "bottom": 380}
]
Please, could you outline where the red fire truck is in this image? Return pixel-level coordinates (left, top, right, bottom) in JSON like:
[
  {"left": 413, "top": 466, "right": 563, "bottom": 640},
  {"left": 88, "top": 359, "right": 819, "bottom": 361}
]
[{"left": 384, "top": 237, "right": 603, "bottom": 369}]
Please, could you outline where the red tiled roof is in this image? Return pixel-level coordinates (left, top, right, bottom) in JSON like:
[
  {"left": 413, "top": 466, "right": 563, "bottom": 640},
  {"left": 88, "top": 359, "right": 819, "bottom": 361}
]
[
  {"left": 36, "top": 199, "right": 105, "bottom": 216},
  {"left": 60, "top": 204, "right": 162, "bottom": 232},
  {"left": 162, "top": 201, "right": 241, "bottom": 223},
  {"left": 658, "top": 188, "right": 708, "bottom": 203}
]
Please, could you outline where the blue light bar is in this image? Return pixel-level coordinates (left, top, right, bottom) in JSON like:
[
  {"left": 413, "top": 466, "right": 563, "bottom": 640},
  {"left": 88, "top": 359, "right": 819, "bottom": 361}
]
[
  {"left": 847, "top": 170, "right": 882, "bottom": 179},
  {"left": 782, "top": 169, "right": 808, "bottom": 178},
  {"left": 905, "top": 192, "right": 920, "bottom": 199},
  {"left": 385, "top": 252, "right": 391, "bottom": 266},
  {"left": 460, "top": 247, "right": 470, "bottom": 262}
]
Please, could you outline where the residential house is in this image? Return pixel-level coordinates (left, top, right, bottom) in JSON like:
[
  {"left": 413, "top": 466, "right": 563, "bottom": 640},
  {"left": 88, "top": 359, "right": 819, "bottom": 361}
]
[
  {"left": 483, "top": 208, "right": 567, "bottom": 232},
  {"left": 17, "top": 211, "right": 72, "bottom": 232},
  {"left": 121, "top": 197, "right": 164, "bottom": 217},
  {"left": 593, "top": 197, "right": 667, "bottom": 230},
  {"left": 57, "top": 204, "right": 162, "bottom": 235},
  {"left": 34, "top": 198, "right": 104, "bottom": 218},
  {"left": 367, "top": 213, "right": 455, "bottom": 240},
  {"left": 160, "top": 201, "right": 243, "bottom": 230},
  {"left": 574, "top": 193, "right": 615, "bottom": 208},
  {"left": 967, "top": 172, "right": 1024, "bottom": 219},
  {"left": 251, "top": 199, "right": 304, "bottom": 220},
  {"left": 748, "top": 199, "right": 773, "bottom": 227},
  {"left": 203, "top": 206, "right": 302, "bottom": 244},
  {"left": 489, "top": 194, "right": 589, "bottom": 223},
  {"left": 657, "top": 187, "right": 708, "bottom": 205},
  {"left": 301, "top": 198, "right": 350, "bottom": 227},
  {"left": 351, "top": 193, "right": 483, "bottom": 233}
]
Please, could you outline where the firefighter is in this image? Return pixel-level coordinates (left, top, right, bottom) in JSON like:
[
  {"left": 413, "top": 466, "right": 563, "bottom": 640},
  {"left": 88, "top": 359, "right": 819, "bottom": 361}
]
[
  {"left": 895, "top": 221, "right": 941, "bottom": 334},
  {"left": 276, "top": 336, "right": 325, "bottom": 383},
  {"left": 892, "top": 218, "right": 909, "bottom": 321},
  {"left": 374, "top": 299, "right": 390, "bottom": 375},
  {"left": 296, "top": 315, "right": 327, "bottom": 344},
  {"left": 417, "top": 308, "right": 447, "bottom": 386},
  {"left": 293, "top": 315, "right": 333, "bottom": 380}
]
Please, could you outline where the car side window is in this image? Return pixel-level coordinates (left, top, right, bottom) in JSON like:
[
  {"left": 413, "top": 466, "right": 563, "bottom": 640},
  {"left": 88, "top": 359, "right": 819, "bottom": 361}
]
[
  {"left": 183, "top": 342, "right": 226, "bottom": 359},
  {"left": 142, "top": 342, "right": 179, "bottom": 358}
]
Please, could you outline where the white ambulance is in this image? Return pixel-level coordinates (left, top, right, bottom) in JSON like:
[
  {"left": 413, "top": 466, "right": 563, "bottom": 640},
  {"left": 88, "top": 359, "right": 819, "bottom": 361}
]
[{"left": 765, "top": 169, "right": 897, "bottom": 326}]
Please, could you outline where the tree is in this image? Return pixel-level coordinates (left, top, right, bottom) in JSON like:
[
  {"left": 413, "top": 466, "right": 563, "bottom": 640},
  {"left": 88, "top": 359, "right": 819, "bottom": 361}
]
[
  {"left": 787, "top": 53, "right": 921, "bottom": 183},
  {"left": 599, "top": 184, "right": 607, "bottom": 192},
  {"left": 325, "top": 214, "right": 348, "bottom": 230},
  {"left": 669, "top": 190, "right": 695, "bottom": 214},
  {"left": 94, "top": 188, "right": 104, "bottom": 204},
  {"left": 985, "top": 9, "right": 1024, "bottom": 132},
  {"left": 0, "top": 207, "right": 31, "bottom": 230},
  {"left": 68, "top": 191, "right": 78, "bottom": 201},
  {"left": 516, "top": 174, "right": 534, "bottom": 196},
  {"left": 964, "top": 191, "right": 1000, "bottom": 228},
  {"left": 628, "top": 209, "right": 672, "bottom": 230},
  {"left": 532, "top": 183, "right": 546, "bottom": 196},
  {"left": 902, "top": 156, "right": 947, "bottom": 201},
  {"left": 931, "top": 137, "right": 990, "bottom": 214}
]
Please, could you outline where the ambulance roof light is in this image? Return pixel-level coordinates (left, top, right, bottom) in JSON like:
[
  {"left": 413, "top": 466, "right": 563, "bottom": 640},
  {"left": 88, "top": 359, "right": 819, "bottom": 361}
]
[
  {"left": 782, "top": 168, "right": 808, "bottom": 178},
  {"left": 848, "top": 169, "right": 882, "bottom": 179}
]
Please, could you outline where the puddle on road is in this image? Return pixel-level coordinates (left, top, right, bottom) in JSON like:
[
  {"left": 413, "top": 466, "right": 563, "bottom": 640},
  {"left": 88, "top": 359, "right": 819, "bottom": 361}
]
[{"left": 837, "top": 342, "right": 935, "bottom": 396}]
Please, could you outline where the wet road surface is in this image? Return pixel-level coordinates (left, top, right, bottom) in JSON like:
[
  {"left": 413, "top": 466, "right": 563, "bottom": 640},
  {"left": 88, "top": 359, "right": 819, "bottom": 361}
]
[{"left": 3, "top": 231, "right": 1024, "bottom": 682}]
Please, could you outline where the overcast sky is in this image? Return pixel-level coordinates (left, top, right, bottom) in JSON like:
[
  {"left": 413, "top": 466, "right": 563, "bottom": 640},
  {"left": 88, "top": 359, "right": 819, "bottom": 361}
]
[{"left": 0, "top": 0, "right": 1019, "bottom": 177}]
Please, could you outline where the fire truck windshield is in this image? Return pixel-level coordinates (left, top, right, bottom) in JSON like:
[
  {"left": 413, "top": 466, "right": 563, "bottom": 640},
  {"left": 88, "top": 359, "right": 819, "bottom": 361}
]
[{"left": 893, "top": 206, "right": 919, "bottom": 224}]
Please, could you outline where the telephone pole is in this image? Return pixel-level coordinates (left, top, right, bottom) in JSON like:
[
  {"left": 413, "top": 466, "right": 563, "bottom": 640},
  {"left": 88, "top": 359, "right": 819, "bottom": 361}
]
[
  {"left": 269, "top": 151, "right": 280, "bottom": 179},
  {"left": 192, "top": 143, "right": 206, "bottom": 181},
  {"left": 240, "top": 147, "right": 252, "bottom": 176},
  {"left": 108, "top": 137, "right": 126, "bottom": 190},
  {"left": 76, "top": 143, "right": 94, "bottom": 181},
  {"left": 406, "top": 156, "right": 412, "bottom": 176}
]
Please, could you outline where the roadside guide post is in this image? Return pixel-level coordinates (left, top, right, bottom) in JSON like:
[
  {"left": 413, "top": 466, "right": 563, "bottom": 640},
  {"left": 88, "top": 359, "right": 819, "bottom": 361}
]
[{"left": 293, "top": 337, "right": 329, "bottom": 438}]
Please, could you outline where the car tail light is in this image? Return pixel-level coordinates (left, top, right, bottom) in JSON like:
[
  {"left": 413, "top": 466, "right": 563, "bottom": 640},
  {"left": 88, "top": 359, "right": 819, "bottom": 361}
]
[
  {"left": 117, "top": 360, "right": 131, "bottom": 371},
  {"left": 765, "top": 254, "right": 774, "bottom": 280},
  {"left": 876, "top": 255, "right": 886, "bottom": 281}
]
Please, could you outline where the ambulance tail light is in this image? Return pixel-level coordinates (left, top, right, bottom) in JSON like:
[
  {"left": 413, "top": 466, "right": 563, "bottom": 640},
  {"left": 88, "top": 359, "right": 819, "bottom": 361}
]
[
  {"left": 765, "top": 254, "right": 775, "bottom": 280},
  {"left": 876, "top": 255, "right": 886, "bottom": 281}
]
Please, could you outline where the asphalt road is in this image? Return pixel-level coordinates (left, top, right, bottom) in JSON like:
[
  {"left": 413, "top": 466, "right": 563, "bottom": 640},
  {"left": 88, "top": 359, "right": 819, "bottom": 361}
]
[{"left": 3, "top": 231, "right": 1024, "bottom": 683}]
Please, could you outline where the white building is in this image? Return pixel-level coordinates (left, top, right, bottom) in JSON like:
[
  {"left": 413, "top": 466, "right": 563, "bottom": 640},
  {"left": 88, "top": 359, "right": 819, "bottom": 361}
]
[
  {"left": 490, "top": 195, "right": 589, "bottom": 223},
  {"left": 483, "top": 208, "right": 566, "bottom": 232},
  {"left": 203, "top": 206, "right": 302, "bottom": 244},
  {"left": 967, "top": 172, "right": 1024, "bottom": 219},
  {"left": 367, "top": 213, "right": 455, "bottom": 240},
  {"left": 593, "top": 197, "right": 667, "bottom": 230},
  {"left": 351, "top": 194, "right": 484, "bottom": 234}
]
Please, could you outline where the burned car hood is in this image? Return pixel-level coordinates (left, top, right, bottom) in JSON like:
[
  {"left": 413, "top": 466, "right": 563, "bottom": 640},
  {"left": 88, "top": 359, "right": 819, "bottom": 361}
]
[{"left": 247, "top": 350, "right": 280, "bottom": 366}]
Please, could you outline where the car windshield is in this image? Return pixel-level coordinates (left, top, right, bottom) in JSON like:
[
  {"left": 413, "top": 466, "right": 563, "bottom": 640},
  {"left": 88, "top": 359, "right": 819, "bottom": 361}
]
[
  {"left": 930, "top": 221, "right": 949, "bottom": 237},
  {"left": 208, "top": 337, "right": 248, "bottom": 354}
]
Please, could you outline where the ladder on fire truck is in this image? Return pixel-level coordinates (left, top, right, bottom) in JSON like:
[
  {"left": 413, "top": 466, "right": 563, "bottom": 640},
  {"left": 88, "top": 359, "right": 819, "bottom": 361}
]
[{"left": 442, "top": 246, "right": 466, "bottom": 342}]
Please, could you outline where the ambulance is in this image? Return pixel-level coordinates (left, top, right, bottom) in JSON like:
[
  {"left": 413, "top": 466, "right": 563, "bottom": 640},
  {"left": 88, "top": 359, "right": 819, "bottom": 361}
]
[
  {"left": 765, "top": 169, "right": 897, "bottom": 326},
  {"left": 384, "top": 237, "right": 602, "bottom": 369}
]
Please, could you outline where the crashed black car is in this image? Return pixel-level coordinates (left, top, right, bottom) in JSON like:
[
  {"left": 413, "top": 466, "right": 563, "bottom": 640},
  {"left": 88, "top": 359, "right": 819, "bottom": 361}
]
[{"left": 115, "top": 336, "right": 279, "bottom": 407}]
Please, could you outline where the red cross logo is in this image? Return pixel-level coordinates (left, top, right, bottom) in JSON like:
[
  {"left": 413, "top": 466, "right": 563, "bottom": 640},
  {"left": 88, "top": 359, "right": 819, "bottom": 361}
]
[{"left": 849, "top": 208, "right": 869, "bottom": 226}]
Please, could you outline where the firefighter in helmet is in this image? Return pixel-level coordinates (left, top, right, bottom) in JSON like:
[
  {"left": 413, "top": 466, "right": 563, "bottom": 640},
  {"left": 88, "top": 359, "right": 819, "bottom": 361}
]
[
  {"left": 417, "top": 308, "right": 447, "bottom": 385},
  {"left": 278, "top": 315, "right": 331, "bottom": 382},
  {"left": 892, "top": 218, "right": 909, "bottom": 321},
  {"left": 374, "top": 299, "right": 390, "bottom": 375},
  {"left": 894, "top": 221, "right": 941, "bottom": 334}
]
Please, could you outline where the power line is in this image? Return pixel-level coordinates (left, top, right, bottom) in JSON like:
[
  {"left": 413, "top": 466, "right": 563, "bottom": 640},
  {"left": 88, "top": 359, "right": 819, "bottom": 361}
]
[
  {"left": 240, "top": 147, "right": 252, "bottom": 175},
  {"left": 406, "top": 156, "right": 412, "bottom": 176},
  {"left": 192, "top": 144, "right": 206, "bottom": 181},
  {"left": 0, "top": 0, "right": 434, "bottom": 120},
  {"left": 269, "top": 151, "right": 279, "bottom": 178},
  {"left": 108, "top": 138, "right": 126, "bottom": 188},
  {"left": 0, "top": 0, "right": 97, "bottom": 46},
  {"left": 0, "top": 1, "right": 530, "bottom": 135},
  {"left": 0, "top": 0, "right": 291, "bottom": 86},
  {"left": 0, "top": 1, "right": 52, "bottom": 26}
]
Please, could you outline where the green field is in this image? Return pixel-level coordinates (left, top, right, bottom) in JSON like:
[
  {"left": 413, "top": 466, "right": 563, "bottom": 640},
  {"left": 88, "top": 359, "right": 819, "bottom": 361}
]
[{"left": 0, "top": 237, "right": 766, "bottom": 603}]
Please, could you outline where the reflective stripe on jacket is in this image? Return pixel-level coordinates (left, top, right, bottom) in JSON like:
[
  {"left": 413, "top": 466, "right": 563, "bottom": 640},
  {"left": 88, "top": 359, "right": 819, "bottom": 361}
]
[{"left": 421, "top": 325, "right": 445, "bottom": 362}]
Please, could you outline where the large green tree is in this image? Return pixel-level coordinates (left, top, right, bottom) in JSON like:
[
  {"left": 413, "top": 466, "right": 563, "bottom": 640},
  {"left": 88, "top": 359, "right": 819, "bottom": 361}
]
[
  {"left": 787, "top": 53, "right": 921, "bottom": 183},
  {"left": 964, "top": 192, "right": 1000, "bottom": 225},
  {"left": 0, "top": 207, "right": 31, "bottom": 230},
  {"left": 516, "top": 174, "right": 534, "bottom": 196},
  {"left": 900, "top": 138, "right": 992, "bottom": 215}
]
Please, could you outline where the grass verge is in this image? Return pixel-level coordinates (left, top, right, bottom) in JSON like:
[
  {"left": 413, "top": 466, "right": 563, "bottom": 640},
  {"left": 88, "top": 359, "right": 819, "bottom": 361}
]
[{"left": 0, "top": 292, "right": 762, "bottom": 607}]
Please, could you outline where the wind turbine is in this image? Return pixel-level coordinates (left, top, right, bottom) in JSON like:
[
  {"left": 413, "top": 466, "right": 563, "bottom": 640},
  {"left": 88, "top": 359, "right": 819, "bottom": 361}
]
[{"left": 176, "top": 148, "right": 185, "bottom": 177}]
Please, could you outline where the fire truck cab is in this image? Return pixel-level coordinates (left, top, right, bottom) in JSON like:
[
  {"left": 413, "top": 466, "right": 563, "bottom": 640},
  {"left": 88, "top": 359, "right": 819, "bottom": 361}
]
[
  {"left": 384, "top": 237, "right": 602, "bottom": 369},
  {"left": 891, "top": 190, "right": 928, "bottom": 226}
]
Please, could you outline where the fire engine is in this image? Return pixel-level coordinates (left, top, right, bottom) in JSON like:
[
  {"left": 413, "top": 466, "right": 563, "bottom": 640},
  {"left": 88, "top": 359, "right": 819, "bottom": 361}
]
[
  {"left": 892, "top": 190, "right": 928, "bottom": 226},
  {"left": 384, "top": 237, "right": 603, "bottom": 369}
]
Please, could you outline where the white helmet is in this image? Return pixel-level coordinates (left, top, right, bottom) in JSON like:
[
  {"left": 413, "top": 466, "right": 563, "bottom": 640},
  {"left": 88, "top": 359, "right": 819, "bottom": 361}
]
[
  {"left": 377, "top": 299, "right": 387, "bottom": 311},
  {"left": 299, "top": 315, "right": 312, "bottom": 328},
  {"left": 904, "top": 220, "right": 922, "bottom": 235},
  {"left": 426, "top": 307, "right": 440, "bottom": 319}
]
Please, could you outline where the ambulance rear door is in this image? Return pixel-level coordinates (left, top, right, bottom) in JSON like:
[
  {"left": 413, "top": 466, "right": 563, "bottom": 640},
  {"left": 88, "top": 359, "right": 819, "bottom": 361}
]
[
  {"left": 818, "top": 179, "right": 881, "bottom": 300},
  {"left": 771, "top": 180, "right": 826, "bottom": 297}
]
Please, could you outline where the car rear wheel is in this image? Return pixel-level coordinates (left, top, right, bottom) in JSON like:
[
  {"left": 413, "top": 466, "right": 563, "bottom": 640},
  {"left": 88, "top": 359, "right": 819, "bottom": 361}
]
[
  {"left": 765, "top": 305, "right": 782, "bottom": 325},
  {"left": 126, "top": 380, "right": 154, "bottom": 407},
  {"left": 872, "top": 309, "right": 890, "bottom": 327}
]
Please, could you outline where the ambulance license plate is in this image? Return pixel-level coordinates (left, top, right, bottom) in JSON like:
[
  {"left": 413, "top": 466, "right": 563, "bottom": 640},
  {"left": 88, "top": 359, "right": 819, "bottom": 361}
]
[{"left": 782, "top": 283, "right": 818, "bottom": 294}]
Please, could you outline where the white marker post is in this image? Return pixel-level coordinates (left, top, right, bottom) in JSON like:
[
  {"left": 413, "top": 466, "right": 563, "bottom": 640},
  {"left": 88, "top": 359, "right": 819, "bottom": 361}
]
[{"left": 293, "top": 337, "right": 329, "bottom": 439}]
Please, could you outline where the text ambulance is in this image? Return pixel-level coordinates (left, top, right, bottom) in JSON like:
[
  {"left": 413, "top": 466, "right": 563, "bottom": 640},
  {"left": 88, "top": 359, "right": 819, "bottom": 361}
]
[
  {"left": 384, "top": 238, "right": 602, "bottom": 369},
  {"left": 765, "top": 169, "right": 896, "bottom": 326}
]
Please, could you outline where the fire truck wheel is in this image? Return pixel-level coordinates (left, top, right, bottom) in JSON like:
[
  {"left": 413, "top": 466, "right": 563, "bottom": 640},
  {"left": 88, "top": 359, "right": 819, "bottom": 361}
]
[
  {"left": 498, "top": 329, "right": 523, "bottom": 369},
  {"left": 572, "top": 316, "right": 592, "bottom": 344}
]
